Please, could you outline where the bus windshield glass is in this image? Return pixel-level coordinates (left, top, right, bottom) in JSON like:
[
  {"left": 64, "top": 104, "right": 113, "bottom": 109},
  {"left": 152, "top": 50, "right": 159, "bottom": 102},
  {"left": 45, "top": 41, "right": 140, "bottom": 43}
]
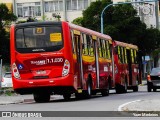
[{"left": 16, "top": 25, "right": 63, "bottom": 53}]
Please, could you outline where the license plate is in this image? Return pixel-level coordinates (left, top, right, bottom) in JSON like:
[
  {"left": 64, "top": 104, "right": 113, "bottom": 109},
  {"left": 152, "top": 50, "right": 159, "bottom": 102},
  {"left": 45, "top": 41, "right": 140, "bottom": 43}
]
[{"left": 36, "top": 70, "right": 46, "bottom": 75}]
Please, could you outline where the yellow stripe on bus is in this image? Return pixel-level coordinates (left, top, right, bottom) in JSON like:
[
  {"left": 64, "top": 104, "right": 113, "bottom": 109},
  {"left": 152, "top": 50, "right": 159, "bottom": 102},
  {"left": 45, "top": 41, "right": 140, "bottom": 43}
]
[{"left": 82, "top": 55, "right": 95, "bottom": 63}]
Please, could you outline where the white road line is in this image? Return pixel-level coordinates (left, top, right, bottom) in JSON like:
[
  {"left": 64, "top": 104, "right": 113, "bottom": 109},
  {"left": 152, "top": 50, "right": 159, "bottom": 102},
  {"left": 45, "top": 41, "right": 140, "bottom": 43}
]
[{"left": 118, "top": 100, "right": 141, "bottom": 111}]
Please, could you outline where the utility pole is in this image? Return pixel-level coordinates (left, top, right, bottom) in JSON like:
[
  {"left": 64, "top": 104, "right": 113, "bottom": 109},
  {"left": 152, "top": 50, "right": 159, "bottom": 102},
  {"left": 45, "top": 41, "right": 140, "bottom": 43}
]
[
  {"left": 0, "top": 57, "right": 2, "bottom": 88},
  {"left": 155, "top": 0, "right": 159, "bottom": 29},
  {"left": 63, "top": 0, "right": 67, "bottom": 21}
]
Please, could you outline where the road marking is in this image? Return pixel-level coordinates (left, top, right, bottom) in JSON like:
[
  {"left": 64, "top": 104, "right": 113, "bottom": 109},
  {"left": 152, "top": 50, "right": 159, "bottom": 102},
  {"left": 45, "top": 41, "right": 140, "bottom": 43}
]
[{"left": 118, "top": 100, "right": 141, "bottom": 111}]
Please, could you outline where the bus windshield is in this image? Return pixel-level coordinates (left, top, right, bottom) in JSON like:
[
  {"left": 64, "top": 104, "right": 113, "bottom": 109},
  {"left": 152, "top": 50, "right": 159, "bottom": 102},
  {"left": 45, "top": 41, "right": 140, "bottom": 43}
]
[{"left": 16, "top": 25, "right": 63, "bottom": 53}]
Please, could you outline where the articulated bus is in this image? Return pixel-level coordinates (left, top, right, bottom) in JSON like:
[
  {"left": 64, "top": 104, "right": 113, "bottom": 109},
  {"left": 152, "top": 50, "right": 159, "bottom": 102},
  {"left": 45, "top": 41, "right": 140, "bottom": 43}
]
[
  {"left": 10, "top": 21, "right": 140, "bottom": 102},
  {"left": 113, "top": 41, "right": 139, "bottom": 93}
]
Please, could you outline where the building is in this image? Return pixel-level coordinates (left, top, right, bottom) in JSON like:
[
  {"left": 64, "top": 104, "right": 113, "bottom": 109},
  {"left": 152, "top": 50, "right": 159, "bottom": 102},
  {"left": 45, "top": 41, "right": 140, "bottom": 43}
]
[
  {"left": 12, "top": 0, "right": 97, "bottom": 22},
  {"left": 113, "top": 0, "right": 159, "bottom": 29}
]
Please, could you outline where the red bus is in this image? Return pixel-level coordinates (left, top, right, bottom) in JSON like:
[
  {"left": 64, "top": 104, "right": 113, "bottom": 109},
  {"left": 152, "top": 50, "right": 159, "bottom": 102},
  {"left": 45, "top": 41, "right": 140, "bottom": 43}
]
[
  {"left": 10, "top": 21, "right": 140, "bottom": 102},
  {"left": 10, "top": 21, "right": 113, "bottom": 102},
  {"left": 113, "top": 41, "right": 140, "bottom": 93}
]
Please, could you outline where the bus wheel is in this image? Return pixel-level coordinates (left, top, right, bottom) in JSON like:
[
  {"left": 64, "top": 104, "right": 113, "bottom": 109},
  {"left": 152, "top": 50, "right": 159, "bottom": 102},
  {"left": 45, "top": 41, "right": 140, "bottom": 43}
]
[
  {"left": 123, "top": 82, "right": 127, "bottom": 93},
  {"left": 133, "top": 86, "right": 138, "bottom": 92},
  {"left": 116, "top": 84, "right": 125, "bottom": 94},
  {"left": 101, "top": 89, "right": 109, "bottom": 96},
  {"left": 101, "top": 83, "right": 109, "bottom": 96},
  {"left": 115, "top": 84, "right": 121, "bottom": 94},
  {"left": 33, "top": 93, "right": 50, "bottom": 103},
  {"left": 63, "top": 93, "right": 71, "bottom": 101},
  {"left": 85, "top": 81, "right": 92, "bottom": 98},
  {"left": 75, "top": 93, "right": 82, "bottom": 100}
]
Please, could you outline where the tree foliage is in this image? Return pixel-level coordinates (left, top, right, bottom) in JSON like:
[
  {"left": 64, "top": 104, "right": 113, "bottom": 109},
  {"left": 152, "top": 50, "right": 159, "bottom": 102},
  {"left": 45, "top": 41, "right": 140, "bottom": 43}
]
[
  {"left": 72, "top": 17, "right": 84, "bottom": 26},
  {"left": 72, "top": 1, "right": 160, "bottom": 56},
  {"left": 0, "top": 3, "right": 17, "bottom": 63}
]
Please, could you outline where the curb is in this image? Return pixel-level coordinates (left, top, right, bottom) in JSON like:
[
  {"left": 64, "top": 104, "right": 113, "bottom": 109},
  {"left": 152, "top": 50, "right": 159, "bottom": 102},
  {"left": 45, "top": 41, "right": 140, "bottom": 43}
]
[
  {"left": 0, "top": 100, "right": 24, "bottom": 105},
  {"left": 118, "top": 100, "right": 141, "bottom": 111}
]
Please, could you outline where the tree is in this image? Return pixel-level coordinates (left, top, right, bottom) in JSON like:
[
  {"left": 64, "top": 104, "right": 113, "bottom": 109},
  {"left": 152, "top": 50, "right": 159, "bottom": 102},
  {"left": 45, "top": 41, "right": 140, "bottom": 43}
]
[
  {"left": 72, "top": 17, "right": 84, "bottom": 26},
  {"left": 72, "top": 1, "right": 160, "bottom": 56},
  {"left": 0, "top": 3, "right": 17, "bottom": 63},
  {"left": 82, "top": 0, "right": 112, "bottom": 31}
]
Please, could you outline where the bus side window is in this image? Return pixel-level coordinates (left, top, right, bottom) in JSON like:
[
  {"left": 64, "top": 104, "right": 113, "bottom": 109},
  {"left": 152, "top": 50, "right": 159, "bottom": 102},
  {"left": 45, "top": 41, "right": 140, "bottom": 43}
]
[
  {"left": 118, "top": 46, "right": 122, "bottom": 63},
  {"left": 82, "top": 34, "right": 88, "bottom": 55},
  {"left": 102, "top": 40, "right": 107, "bottom": 58},
  {"left": 121, "top": 47, "right": 125, "bottom": 63},
  {"left": 131, "top": 49, "right": 134, "bottom": 63},
  {"left": 70, "top": 30, "right": 76, "bottom": 53},
  {"left": 124, "top": 48, "right": 128, "bottom": 63},
  {"left": 99, "top": 39, "right": 103, "bottom": 57},
  {"left": 106, "top": 41, "right": 111, "bottom": 59},
  {"left": 89, "top": 35, "right": 94, "bottom": 56},
  {"left": 85, "top": 35, "right": 94, "bottom": 56},
  {"left": 134, "top": 50, "right": 137, "bottom": 63}
]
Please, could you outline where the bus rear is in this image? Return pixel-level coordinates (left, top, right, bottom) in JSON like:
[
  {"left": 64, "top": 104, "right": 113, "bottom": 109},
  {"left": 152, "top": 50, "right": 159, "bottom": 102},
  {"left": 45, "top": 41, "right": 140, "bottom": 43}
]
[{"left": 10, "top": 21, "right": 74, "bottom": 102}]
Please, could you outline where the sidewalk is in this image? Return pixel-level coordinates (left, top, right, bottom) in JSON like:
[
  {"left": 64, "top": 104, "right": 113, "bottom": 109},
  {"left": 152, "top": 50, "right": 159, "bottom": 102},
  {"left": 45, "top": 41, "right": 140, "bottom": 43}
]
[
  {"left": 120, "top": 99, "right": 160, "bottom": 111},
  {"left": 119, "top": 80, "right": 160, "bottom": 111},
  {"left": 0, "top": 94, "right": 33, "bottom": 105}
]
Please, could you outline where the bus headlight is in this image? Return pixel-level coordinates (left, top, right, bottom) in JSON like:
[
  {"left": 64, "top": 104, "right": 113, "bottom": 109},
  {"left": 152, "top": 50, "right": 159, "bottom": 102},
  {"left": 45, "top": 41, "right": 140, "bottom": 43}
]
[{"left": 62, "top": 59, "right": 70, "bottom": 77}]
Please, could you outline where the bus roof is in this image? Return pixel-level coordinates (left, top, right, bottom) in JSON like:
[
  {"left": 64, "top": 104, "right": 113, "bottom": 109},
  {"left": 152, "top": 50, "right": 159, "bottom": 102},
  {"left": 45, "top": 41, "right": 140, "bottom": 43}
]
[
  {"left": 115, "top": 40, "right": 138, "bottom": 50},
  {"left": 13, "top": 21, "right": 112, "bottom": 41},
  {"left": 69, "top": 23, "right": 112, "bottom": 41},
  {"left": 14, "top": 21, "right": 62, "bottom": 28}
]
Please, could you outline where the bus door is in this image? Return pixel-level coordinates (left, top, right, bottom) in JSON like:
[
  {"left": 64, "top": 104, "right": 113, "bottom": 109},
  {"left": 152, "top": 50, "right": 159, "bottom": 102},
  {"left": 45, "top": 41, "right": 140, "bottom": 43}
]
[
  {"left": 81, "top": 34, "right": 97, "bottom": 89},
  {"left": 92, "top": 37, "right": 99, "bottom": 88},
  {"left": 127, "top": 49, "right": 132, "bottom": 85},
  {"left": 73, "top": 33, "right": 83, "bottom": 89}
]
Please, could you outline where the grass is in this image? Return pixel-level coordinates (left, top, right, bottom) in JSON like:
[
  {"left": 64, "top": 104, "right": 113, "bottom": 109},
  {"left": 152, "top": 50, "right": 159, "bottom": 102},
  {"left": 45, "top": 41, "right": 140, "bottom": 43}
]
[{"left": 0, "top": 87, "right": 16, "bottom": 96}]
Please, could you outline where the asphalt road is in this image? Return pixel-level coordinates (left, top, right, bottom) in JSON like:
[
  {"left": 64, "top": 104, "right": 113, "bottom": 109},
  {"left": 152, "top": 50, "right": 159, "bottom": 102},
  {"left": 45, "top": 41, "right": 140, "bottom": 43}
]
[{"left": 0, "top": 84, "right": 160, "bottom": 120}]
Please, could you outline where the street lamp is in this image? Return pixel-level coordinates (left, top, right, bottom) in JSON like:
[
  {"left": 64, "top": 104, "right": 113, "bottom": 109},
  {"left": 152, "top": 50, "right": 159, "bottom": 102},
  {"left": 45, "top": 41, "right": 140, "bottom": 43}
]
[{"left": 100, "top": 0, "right": 158, "bottom": 34}]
